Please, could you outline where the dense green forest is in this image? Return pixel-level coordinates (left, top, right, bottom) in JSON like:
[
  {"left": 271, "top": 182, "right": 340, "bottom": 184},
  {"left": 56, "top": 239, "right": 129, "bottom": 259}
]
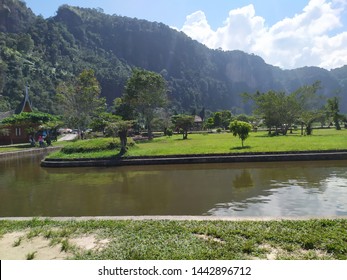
[{"left": 1, "top": 0, "right": 347, "bottom": 114}]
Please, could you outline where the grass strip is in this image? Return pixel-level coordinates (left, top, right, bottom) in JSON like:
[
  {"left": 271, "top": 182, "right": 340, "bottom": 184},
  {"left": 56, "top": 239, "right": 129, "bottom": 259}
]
[{"left": 1, "top": 218, "right": 346, "bottom": 260}]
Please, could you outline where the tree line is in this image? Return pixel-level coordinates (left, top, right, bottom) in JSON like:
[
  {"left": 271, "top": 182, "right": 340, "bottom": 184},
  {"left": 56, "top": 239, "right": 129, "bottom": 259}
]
[{"left": 1, "top": 67, "right": 345, "bottom": 152}]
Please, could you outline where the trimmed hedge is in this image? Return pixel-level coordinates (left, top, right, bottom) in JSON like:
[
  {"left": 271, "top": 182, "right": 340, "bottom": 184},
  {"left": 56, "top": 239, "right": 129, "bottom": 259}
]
[{"left": 61, "top": 138, "right": 133, "bottom": 154}]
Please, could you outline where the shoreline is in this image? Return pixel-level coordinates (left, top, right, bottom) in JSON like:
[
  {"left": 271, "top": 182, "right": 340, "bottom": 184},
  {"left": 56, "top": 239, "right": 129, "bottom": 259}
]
[
  {"left": 40, "top": 149, "right": 347, "bottom": 167},
  {"left": 0, "top": 146, "right": 62, "bottom": 161},
  {"left": 1, "top": 215, "right": 347, "bottom": 221}
]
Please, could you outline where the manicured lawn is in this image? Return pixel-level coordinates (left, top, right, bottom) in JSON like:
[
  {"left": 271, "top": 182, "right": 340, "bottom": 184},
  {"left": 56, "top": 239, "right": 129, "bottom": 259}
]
[
  {"left": 45, "top": 128, "right": 347, "bottom": 159},
  {"left": 127, "top": 128, "right": 347, "bottom": 156},
  {"left": 0, "top": 218, "right": 346, "bottom": 260}
]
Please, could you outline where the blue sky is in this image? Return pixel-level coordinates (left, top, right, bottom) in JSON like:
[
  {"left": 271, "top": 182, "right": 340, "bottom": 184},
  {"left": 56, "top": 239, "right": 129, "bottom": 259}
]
[
  {"left": 24, "top": 0, "right": 347, "bottom": 69},
  {"left": 24, "top": 0, "right": 308, "bottom": 29}
]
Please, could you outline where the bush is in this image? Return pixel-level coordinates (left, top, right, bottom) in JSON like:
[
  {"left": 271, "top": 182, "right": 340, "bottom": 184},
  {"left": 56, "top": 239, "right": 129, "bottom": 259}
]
[
  {"left": 229, "top": 120, "right": 252, "bottom": 148},
  {"left": 61, "top": 138, "right": 135, "bottom": 154}
]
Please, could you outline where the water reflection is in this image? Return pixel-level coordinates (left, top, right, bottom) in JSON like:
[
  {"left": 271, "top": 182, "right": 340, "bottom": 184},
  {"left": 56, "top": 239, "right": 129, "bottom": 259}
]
[
  {"left": 208, "top": 170, "right": 347, "bottom": 217},
  {"left": 0, "top": 156, "right": 347, "bottom": 217},
  {"left": 232, "top": 170, "right": 254, "bottom": 189}
]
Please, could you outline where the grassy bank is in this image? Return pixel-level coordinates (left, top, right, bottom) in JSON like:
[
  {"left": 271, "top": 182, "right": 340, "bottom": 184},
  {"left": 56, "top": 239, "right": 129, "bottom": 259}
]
[
  {"left": 0, "top": 218, "right": 346, "bottom": 260},
  {"left": 46, "top": 129, "right": 347, "bottom": 159},
  {"left": 0, "top": 143, "right": 36, "bottom": 153},
  {"left": 0, "top": 140, "right": 67, "bottom": 154}
]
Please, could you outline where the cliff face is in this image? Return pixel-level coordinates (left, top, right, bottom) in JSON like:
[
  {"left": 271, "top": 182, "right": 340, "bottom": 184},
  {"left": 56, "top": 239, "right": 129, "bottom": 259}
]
[{"left": 1, "top": 1, "right": 346, "bottom": 113}]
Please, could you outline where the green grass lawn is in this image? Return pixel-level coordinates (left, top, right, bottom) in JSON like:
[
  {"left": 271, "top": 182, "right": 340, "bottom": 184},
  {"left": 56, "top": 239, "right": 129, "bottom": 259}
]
[
  {"left": 1, "top": 218, "right": 346, "bottom": 260},
  {"left": 128, "top": 128, "right": 347, "bottom": 156},
  {"left": 45, "top": 128, "right": 347, "bottom": 159}
]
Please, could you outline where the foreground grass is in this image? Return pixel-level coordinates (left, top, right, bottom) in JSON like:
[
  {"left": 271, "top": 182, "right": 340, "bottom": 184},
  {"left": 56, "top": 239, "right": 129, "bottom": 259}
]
[
  {"left": 0, "top": 218, "right": 346, "bottom": 260},
  {"left": 47, "top": 128, "right": 347, "bottom": 159}
]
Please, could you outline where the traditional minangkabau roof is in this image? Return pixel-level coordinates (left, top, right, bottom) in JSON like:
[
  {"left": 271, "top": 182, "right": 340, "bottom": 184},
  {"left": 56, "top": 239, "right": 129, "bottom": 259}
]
[
  {"left": 0, "top": 87, "right": 33, "bottom": 122},
  {"left": 14, "top": 86, "right": 33, "bottom": 114}
]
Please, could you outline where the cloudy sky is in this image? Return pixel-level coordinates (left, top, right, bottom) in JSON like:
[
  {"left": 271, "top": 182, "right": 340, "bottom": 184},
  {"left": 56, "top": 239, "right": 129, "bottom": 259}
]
[{"left": 24, "top": 0, "right": 347, "bottom": 70}]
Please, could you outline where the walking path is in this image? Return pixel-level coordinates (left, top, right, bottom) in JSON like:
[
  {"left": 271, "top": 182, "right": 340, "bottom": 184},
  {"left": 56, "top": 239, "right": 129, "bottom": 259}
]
[
  {"left": 0, "top": 134, "right": 77, "bottom": 159},
  {"left": 58, "top": 133, "right": 78, "bottom": 141}
]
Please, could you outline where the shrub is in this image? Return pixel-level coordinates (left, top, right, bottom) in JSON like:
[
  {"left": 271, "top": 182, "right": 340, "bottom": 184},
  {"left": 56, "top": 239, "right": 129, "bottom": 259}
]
[
  {"left": 166, "top": 128, "right": 173, "bottom": 137},
  {"left": 229, "top": 120, "right": 252, "bottom": 148},
  {"left": 61, "top": 138, "right": 131, "bottom": 154}
]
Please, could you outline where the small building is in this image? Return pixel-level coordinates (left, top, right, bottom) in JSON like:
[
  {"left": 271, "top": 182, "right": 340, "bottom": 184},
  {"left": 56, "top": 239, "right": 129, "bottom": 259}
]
[
  {"left": 0, "top": 87, "right": 33, "bottom": 145},
  {"left": 193, "top": 115, "right": 203, "bottom": 131}
]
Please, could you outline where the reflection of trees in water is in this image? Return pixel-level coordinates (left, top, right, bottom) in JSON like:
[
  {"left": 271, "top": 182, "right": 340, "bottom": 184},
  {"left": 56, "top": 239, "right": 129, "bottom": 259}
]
[
  {"left": 232, "top": 170, "right": 254, "bottom": 189},
  {"left": 253, "top": 162, "right": 342, "bottom": 193},
  {"left": 2, "top": 158, "right": 347, "bottom": 216},
  {"left": 0, "top": 155, "right": 46, "bottom": 186}
]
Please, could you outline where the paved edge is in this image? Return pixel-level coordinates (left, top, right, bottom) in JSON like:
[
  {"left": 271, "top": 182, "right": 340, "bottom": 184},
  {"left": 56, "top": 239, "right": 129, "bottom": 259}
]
[
  {"left": 0, "top": 146, "right": 62, "bottom": 160},
  {"left": 1, "top": 216, "right": 347, "bottom": 221},
  {"left": 41, "top": 150, "right": 347, "bottom": 167}
]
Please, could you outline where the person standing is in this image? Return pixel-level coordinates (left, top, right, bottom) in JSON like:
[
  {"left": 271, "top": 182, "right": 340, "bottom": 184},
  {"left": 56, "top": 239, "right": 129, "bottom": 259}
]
[
  {"left": 45, "top": 134, "right": 52, "bottom": 146},
  {"left": 29, "top": 135, "right": 36, "bottom": 147},
  {"left": 38, "top": 135, "right": 44, "bottom": 148}
]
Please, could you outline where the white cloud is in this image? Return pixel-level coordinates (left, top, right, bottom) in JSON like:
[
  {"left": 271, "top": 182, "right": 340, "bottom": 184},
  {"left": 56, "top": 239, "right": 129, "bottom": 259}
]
[
  {"left": 181, "top": 10, "right": 215, "bottom": 44},
  {"left": 179, "top": 0, "right": 347, "bottom": 70}
]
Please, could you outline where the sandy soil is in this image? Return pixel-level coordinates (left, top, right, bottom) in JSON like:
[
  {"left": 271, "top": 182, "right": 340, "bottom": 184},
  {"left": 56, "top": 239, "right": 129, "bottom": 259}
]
[{"left": 0, "top": 231, "right": 109, "bottom": 260}]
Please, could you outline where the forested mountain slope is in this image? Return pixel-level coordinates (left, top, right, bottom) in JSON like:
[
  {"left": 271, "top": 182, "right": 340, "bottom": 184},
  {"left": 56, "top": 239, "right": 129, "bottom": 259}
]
[{"left": 1, "top": 0, "right": 346, "bottom": 114}]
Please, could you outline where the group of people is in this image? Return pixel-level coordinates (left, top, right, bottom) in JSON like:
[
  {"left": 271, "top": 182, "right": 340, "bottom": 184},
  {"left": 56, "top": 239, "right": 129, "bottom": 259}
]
[{"left": 29, "top": 134, "right": 52, "bottom": 148}]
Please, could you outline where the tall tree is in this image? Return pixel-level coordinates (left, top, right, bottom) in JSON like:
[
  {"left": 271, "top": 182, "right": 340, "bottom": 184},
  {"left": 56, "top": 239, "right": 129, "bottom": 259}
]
[
  {"left": 245, "top": 90, "right": 293, "bottom": 134},
  {"left": 245, "top": 82, "right": 322, "bottom": 135},
  {"left": 292, "top": 81, "right": 324, "bottom": 135},
  {"left": 105, "top": 119, "right": 134, "bottom": 154},
  {"left": 326, "top": 96, "right": 342, "bottom": 130},
  {"left": 172, "top": 114, "right": 195, "bottom": 140},
  {"left": 123, "top": 68, "right": 167, "bottom": 139},
  {"left": 56, "top": 69, "right": 106, "bottom": 130},
  {"left": 213, "top": 110, "right": 232, "bottom": 129}
]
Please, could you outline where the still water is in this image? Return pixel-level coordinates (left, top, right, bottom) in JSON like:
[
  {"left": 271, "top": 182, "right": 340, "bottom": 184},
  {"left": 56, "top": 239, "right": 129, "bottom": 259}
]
[{"left": 1, "top": 155, "right": 347, "bottom": 217}]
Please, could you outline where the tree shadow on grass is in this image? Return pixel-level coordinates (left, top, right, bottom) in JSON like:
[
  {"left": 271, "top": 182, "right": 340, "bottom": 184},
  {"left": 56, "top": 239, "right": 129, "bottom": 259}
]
[
  {"left": 174, "top": 138, "right": 192, "bottom": 141},
  {"left": 230, "top": 146, "right": 251, "bottom": 151},
  {"left": 109, "top": 149, "right": 128, "bottom": 159}
]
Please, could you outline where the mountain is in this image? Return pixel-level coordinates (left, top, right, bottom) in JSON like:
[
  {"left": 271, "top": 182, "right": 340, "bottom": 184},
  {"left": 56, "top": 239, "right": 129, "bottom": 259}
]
[
  {"left": 0, "top": 0, "right": 35, "bottom": 33},
  {"left": 1, "top": 0, "right": 346, "bottom": 114}
]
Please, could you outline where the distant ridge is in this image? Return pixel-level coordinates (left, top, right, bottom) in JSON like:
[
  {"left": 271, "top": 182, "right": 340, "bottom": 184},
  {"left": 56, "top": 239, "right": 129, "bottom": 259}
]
[{"left": 0, "top": 0, "right": 346, "bottom": 113}]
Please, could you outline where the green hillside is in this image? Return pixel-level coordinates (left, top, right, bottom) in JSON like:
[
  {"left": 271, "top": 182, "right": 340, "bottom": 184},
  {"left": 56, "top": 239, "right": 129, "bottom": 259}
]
[{"left": 0, "top": 0, "right": 346, "bottom": 114}]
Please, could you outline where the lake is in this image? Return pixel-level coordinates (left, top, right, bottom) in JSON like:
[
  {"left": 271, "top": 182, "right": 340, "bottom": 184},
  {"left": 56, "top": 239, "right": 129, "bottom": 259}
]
[{"left": 1, "top": 155, "right": 347, "bottom": 217}]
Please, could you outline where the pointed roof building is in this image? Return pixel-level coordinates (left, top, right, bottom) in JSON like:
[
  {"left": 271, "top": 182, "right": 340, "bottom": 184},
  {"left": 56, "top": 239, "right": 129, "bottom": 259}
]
[
  {"left": 0, "top": 87, "right": 33, "bottom": 121},
  {"left": 15, "top": 86, "right": 33, "bottom": 114},
  {"left": 0, "top": 87, "right": 35, "bottom": 145}
]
